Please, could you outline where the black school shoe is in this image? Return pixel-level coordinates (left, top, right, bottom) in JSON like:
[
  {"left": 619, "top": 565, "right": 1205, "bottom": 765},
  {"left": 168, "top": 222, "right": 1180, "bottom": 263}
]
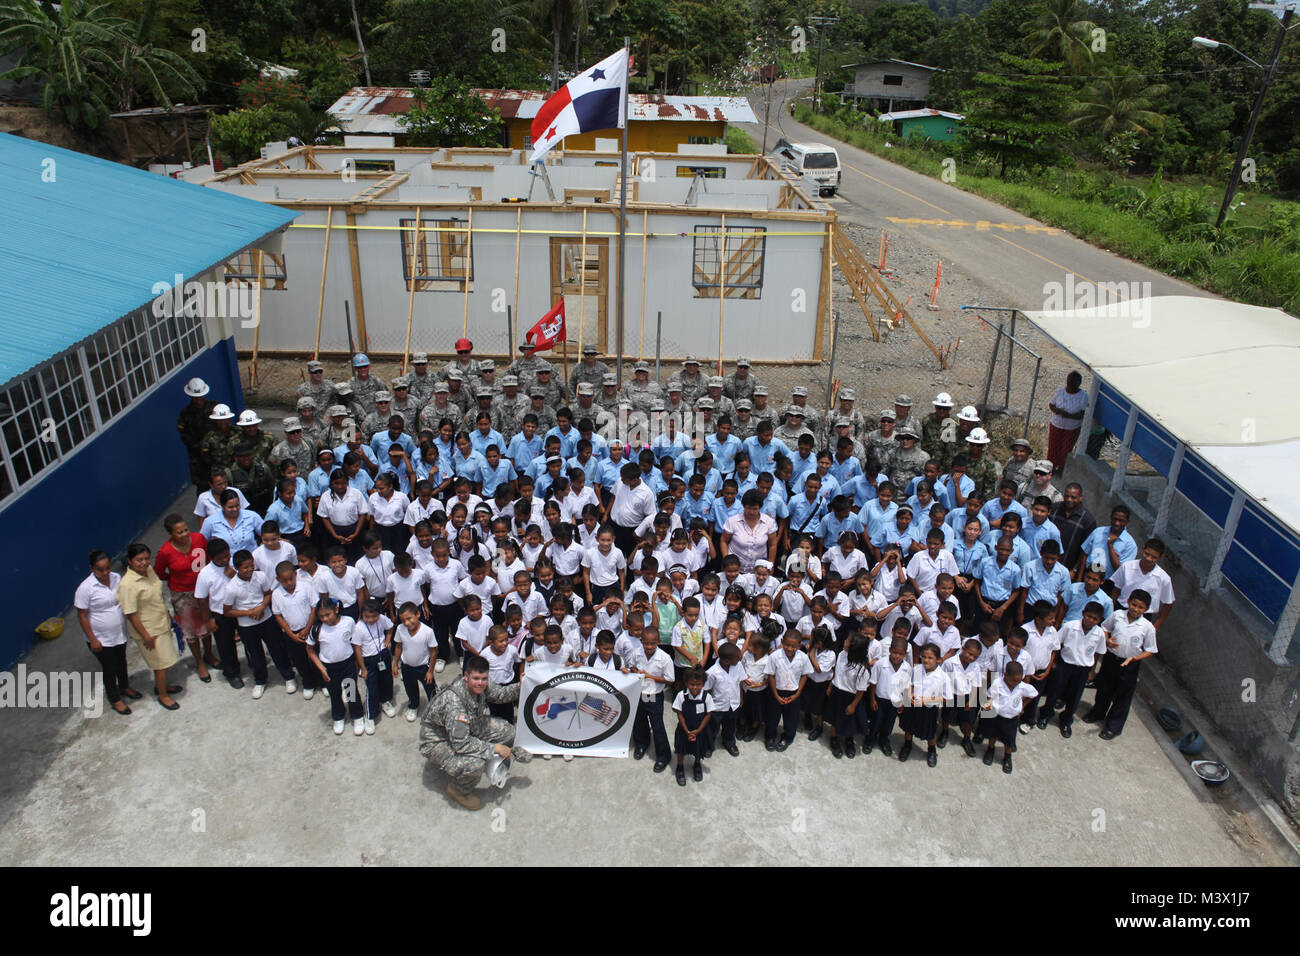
[
  {"left": 1060, "top": 724, "right": 1073, "bottom": 738},
  {"left": 676, "top": 766, "right": 687, "bottom": 786},
  {"left": 879, "top": 739, "right": 893, "bottom": 758},
  {"left": 1080, "top": 710, "right": 1102, "bottom": 724},
  {"left": 725, "top": 743, "right": 740, "bottom": 757},
  {"left": 961, "top": 737, "right": 976, "bottom": 758},
  {"left": 830, "top": 736, "right": 843, "bottom": 758},
  {"left": 861, "top": 737, "right": 872, "bottom": 755},
  {"left": 982, "top": 745, "right": 996, "bottom": 766},
  {"left": 653, "top": 759, "right": 668, "bottom": 773},
  {"left": 897, "top": 740, "right": 912, "bottom": 762},
  {"left": 1036, "top": 716, "right": 1050, "bottom": 730},
  {"left": 1003, "top": 753, "right": 1014, "bottom": 774},
  {"left": 693, "top": 761, "right": 703, "bottom": 782},
  {"left": 775, "top": 739, "right": 789, "bottom": 752},
  {"left": 633, "top": 746, "right": 646, "bottom": 760},
  {"left": 808, "top": 724, "right": 824, "bottom": 742},
  {"left": 1099, "top": 730, "right": 1117, "bottom": 740},
  {"left": 844, "top": 737, "right": 857, "bottom": 759},
  {"left": 936, "top": 729, "right": 949, "bottom": 749},
  {"left": 927, "top": 747, "right": 937, "bottom": 768}
]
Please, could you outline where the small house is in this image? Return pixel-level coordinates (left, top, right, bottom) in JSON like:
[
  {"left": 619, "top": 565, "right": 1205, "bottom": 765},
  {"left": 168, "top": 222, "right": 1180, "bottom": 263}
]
[
  {"left": 877, "top": 108, "right": 963, "bottom": 143},
  {"left": 839, "top": 59, "right": 936, "bottom": 112}
]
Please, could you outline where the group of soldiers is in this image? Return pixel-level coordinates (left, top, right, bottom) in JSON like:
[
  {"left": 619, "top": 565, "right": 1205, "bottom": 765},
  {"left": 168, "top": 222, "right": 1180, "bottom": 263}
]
[{"left": 178, "top": 335, "right": 1027, "bottom": 511}]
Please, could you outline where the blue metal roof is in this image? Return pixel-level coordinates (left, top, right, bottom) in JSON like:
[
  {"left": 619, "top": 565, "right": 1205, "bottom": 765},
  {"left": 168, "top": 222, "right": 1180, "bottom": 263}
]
[{"left": 0, "top": 132, "right": 296, "bottom": 384}]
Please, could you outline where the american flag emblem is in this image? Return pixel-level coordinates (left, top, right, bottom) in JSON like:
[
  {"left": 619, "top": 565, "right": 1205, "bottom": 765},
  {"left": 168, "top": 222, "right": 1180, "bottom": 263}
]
[{"left": 578, "top": 694, "right": 617, "bottom": 727}]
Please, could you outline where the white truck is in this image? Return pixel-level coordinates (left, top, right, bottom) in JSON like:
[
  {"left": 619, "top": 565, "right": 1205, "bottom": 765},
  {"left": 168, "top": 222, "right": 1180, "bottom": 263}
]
[{"left": 769, "top": 138, "right": 841, "bottom": 197}]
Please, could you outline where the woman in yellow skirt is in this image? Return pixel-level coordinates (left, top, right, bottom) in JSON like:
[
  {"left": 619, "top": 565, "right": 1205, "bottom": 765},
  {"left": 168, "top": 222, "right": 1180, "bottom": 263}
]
[{"left": 118, "top": 542, "right": 183, "bottom": 710}]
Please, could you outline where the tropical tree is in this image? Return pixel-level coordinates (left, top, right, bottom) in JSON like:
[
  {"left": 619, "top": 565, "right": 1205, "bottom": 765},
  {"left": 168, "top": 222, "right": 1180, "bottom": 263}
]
[
  {"left": 114, "top": 0, "right": 202, "bottom": 112},
  {"left": 398, "top": 79, "right": 505, "bottom": 147},
  {"left": 0, "top": 0, "right": 132, "bottom": 128},
  {"left": 1020, "top": 0, "right": 1097, "bottom": 71},
  {"left": 533, "top": 0, "right": 616, "bottom": 91},
  {"left": 1070, "top": 66, "right": 1168, "bottom": 140},
  {"left": 960, "top": 53, "right": 1074, "bottom": 178}
]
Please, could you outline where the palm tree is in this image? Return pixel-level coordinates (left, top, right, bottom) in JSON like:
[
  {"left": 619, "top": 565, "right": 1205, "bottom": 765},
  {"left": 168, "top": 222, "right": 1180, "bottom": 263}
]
[
  {"left": 1070, "top": 67, "right": 1168, "bottom": 139},
  {"left": 115, "top": 0, "right": 202, "bottom": 112},
  {"left": 533, "top": 0, "right": 615, "bottom": 91},
  {"left": 1020, "top": 0, "right": 1097, "bottom": 72},
  {"left": 0, "top": 0, "right": 131, "bottom": 128}
]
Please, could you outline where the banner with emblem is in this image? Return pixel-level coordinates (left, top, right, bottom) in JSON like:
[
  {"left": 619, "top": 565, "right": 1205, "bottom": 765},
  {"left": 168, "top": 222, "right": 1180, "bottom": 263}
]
[{"left": 515, "top": 664, "right": 640, "bottom": 757}]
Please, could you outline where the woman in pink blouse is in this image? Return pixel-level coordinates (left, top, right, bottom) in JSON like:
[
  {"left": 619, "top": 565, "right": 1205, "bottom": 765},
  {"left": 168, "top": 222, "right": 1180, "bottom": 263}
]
[{"left": 721, "top": 490, "right": 779, "bottom": 573}]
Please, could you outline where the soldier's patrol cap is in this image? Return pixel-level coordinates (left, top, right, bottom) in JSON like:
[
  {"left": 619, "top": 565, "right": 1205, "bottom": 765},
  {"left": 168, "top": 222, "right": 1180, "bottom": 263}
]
[
  {"left": 633, "top": 361, "right": 650, "bottom": 373},
  {"left": 840, "top": 387, "right": 856, "bottom": 401},
  {"left": 666, "top": 381, "right": 682, "bottom": 393},
  {"left": 1011, "top": 437, "right": 1033, "bottom": 450},
  {"left": 327, "top": 404, "right": 348, "bottom": 417},
  {"left": 296, "top": 396, "right": 317, "bottom": 410},
  {"left": 753, "top": 385, "right": 769, "bottom": 396},
  {"left": 502, "top": 374, "right": 519, "bottom": 387},
  {"left": 576, "top": 382, "right": 594, "bottom": 395},
  {"left": 894, "top": 394, "right": 914, "bottom": 407},
  {"left": 447, "top": 369, "right": 464, "bottom": 381},
  {"left": 784, "top": 405, "right": 804, "bottom": 418},
  {"left": 897, "top": 425, "right": 919, "bottom": 439},
  {"left": 282, "top": 417, "right": 303, "bottom": 432},
  {"left": 735, "top": 399, "right": 753, "bottom": 411},
  {"left": 477, "top": 387, "right": 498, "bottom": 398},
  {"left": 1033, "top": 459, "right": 1054, "bottom": 473},
  {"left": 411, "top": 351, "right": 429, "bottom": 364},
  {"left": 233, "top": 443, "right": 254, "bottom": 456},
  {"left": 792, "top": 386, "right": 808, "bottom": 397},
  {"left": 529, "top": 387, "right": 546, "bottom": 398},
  {"left": 478, "top": 360, "right": 495, "bottom": 372},
  {"left": 879, "top": 408, "right": 896, "bottom": 421},
  {"left": 375, "top": 391, "right": 392, "bottom": 403},
  {"left": 582, "top": 344, "right": 599, "bottom": 355},
  {"left": 334, "top": 381, "right": 354, "bottom": 395},
  {"left": 707, "top": 376, "right": 725, "bottom": 388},
  {"left": 306, "top": 360, "right": 325, "bottom": 373},
  {"left": 736, "top": 356, "right": 751, "bottom": 368},
  {"left": 602, "top": 373, "right": 617, "bottom": 385},
  {"left": 696, "top": 397, "right": 715, "bottom": 410},
  {"left": 835, "top": 418, "right": 852, "bottom": 428},
  {"left": 683, "top": 355, "right": 700, "bottom": 366},
  {"left": 391, "top": 377, "right": 409, "bottom": 389},
  {"left": 433, "top": 382, "right": 449, "bottom": 393},
  {"left": 536, "top": 366, "right": 553, "bottom": 375}
]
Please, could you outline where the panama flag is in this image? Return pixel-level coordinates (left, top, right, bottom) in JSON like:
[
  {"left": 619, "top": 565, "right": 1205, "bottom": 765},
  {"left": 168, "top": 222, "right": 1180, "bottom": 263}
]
[{"left": 529, "top": 48, "right": 628, "bottom": 164}]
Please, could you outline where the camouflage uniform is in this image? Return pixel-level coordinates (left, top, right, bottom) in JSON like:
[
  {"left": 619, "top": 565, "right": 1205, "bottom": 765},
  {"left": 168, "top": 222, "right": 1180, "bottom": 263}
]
[
  {"left": 297, "top": 378, "right": 335, "bottom": 413},
  {"left": 667, "top": 369, "right": 707, "bottom": 406},
  {"left": 350, "top": 374, "right": 386, "bottom": 415},
  {"left": 774, "top": 421, "right": 815, "bottom": 450},
  {"left": 594, "top": 386, "right": 622, "bottom": 416},
  {"left": 1003, "top": 457, "right": 1035, "bottom": 492},
  {"left": 362, "top": 408, "right": 397, "bottom": 443},
  {"left": 178, "top": 399, "right": 215, "bottom": 490},
  {"left": 790, "top": 401, "right": 821, "bottom": 437},
  {"left": 1017, "top": 479, "right": 1063, "bottom": 510},
  {"left": 269, "top": 435, "right": 316, "bottom": 476},
  {"left": 570, "top": 359, "right": 610, "bottom": 396},
  {"left": 707, "top": 394, "right": 736, "bottom": 419},
  {"left": 723, "top": 370, "right": 761, "bottom": 405},
  {"left": 750, "top": 401, "right": 777, "bottom": 428},
  {"left": 886, "top": 444, "right": 929, "bottom": 493},
  {"left": 228, "top": 457, "right": 276, "bottom": 515},
  {"left": 300, "top": 416, "right": 330, "bottom": 449},
  {"left": 864, "top": 429, "right": 897, "bottom": 478},
  {"left": 200, "top": 425, "right": 240, "bottom": 474},
  {"left": 406, "top": 370, "right": 437, "bottom": 409},
  {"left": 621, "top": 378, "right": 663, "bottom": 415},
  {"left": 531, "top": 376, "right": 565, "bottom": 410},
  {"left": 419, "top": 676, "right": 525, "bottom": 796},
  {"left": 440, "top": 357, "right": 477, "bottom": 382},
  {"left": 828, "top": 406, "right": 866, "bottom": 442},
  {"left": 522, "top": 400, "right": 558, "bottom": 434},
  {"left": 493, "top": 392, "right": 531, "bottom": 437},
  {"left": 571, "top": 399, "right": 612, "bottom": 433},
  {"left": 444, "top": 383, "right": 473, "bottom": 417},
  {"left": 966, "top": 451, "right": 1000, "bottom": 501},
  {"left": 390, "top": 399, "right": 422, "bottom": 437},
  {"left": 732, "top": 412, "right": 759, "bottom": 442},
  {"left": 508, "top": 356, "right": 557, "bottom": 393},
  {"left": 419, "top": 399, "right": 463, "bottom": 435}
]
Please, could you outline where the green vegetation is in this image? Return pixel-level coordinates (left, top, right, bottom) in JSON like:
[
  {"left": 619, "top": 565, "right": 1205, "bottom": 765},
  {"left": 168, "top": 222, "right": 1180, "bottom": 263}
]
[
  {"left": 398, "top": 80, "right": 505, "bottom": 148},
  {"left": 725, "top": 125, "right": 759, "bottom": 154}
]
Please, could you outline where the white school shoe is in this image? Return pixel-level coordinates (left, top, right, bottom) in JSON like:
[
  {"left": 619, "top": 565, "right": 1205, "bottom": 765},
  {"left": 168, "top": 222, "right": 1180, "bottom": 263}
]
[
  {"left": 353, "top": 718, "right": 365, "bottom": 736},
  {"left": 303, "top": 688, "right": 315, "bottom": 701},
  {"left": 435, "top": 659, "right": 446, "bottom": 674},
  {"left": 563, "top": 754, "right": 574, "bottom": 762},
  {"left": 381, "top": 701, "right": 397, "bottom": 718},
  {"left": 285, "top": 679, "right": 297, "bottom": 694},
  {"left": 333, "top": 720, "right": 345, "bottom": 735},
  {"left": 364, "top": 718, "right": 376, "bottom": 735},
  {"left": 406, "top": 707, "right": 418, "bottom": 722},
  {"left": 252, "top": 684, "right": 266, "bottom": 700}
]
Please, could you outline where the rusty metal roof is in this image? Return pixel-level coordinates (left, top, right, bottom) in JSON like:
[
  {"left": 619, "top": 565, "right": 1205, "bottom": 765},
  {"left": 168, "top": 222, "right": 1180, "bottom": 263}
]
[{"left": 327, "top": 88, "right": 756, "bottom": 125}]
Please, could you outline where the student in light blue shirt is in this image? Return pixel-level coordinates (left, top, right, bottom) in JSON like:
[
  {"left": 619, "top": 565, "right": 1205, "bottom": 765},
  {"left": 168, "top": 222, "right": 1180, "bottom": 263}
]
[
  {"left": 980, "top": 480, "right": 1029, "bottom": 530},
  {"left": 334, "top": 439, "right": 378, "bottom": 468},
  {"left": 680, "top": 451, "right": 724, "bottom": 498},
  {"left": 788, "top": 436, "right": 819, "bottom": 489},
  {"left": 946, "top": 494, "right": 990, "bottom": 539},
  {"left": 201, "top": 490, "right": 263, "bottom": 555},
  {"left": 576, "top": 420, "right": 609, "bottom": 460},
  {"left": 755, "top": 473, "right": 789, "bottom": 524},
  {"left": 982, "top": 512, "right": 1033, "bottom": 569},
  {"left": 479, "top": 446, "right": 518, "bottom": 498},
  {"left": 506, "top": 417, "right": 544, "bottom": 474},
  {"left": 861, "top": 483, "right": 900, "bottom": 548},
  {"left": 829, "top": 438, "right": 864, "bottom": 487},
  {"left": 652, "top": 418, "right": 692, "bottom": 462},
  {"left": 343, "top": 452, "right": 375, "bottom": 496},
  {"left": 679, "top": 474, "right": 716, "bottom": 524},
  {"left": 1076, "top": 505, "right": 1138, "bottom": 577},
  {"left": 935, "top": 461, "right": 975, "bottom": 512},
  {"left": 806, "top": 453, "right": 841, "bottom": 505},
  {"left": 1061, "top": 567, "right": 1115, "bottom": 624},
  {"left": 265, "top": 478, "right": 309, "bottom": 538},
  {"left": 818, "top": 495, "right": 864, "bottom": 552},
  {"left": 951, "top": 519, "right": 989, "bottom": 580},
  {"left": 872, "top": 504, "right": 920, "bottom": 555},
  {"left": 710, "top": 480, "right": 743, "bottom": 535},
  {"left": 451, "top": 433, "right": 488, "bottom": 490},
  {"left": 787, "top": 474, "right": 826, "bottom": 539},
  {"left": 743, "top": 423, "right": 791, "bottom": 475},
  {"left": 371, "top": 419, "right": 416, "bottom": 462},
  {"left": 1018, "top": 540, "right": 1070, "bottom": 620},
  {"left": 1021, "top": 496, "right": 1063, "bottom": 559},
  {"left": 595, "top": 443, "right": 626, "bottom": 494},
  {"left": 567, "top": 440, "right": 602, "bottom": 487},
  {"left": 976, "top": 536, "right": 1022, "bottom": 634},
  {"left": 470, "top": 414, "right": 507, "bottom": 459},
  {"left": 907, "top": 480, "right": 937, "bottom": 528},
  {"left": 544, "top": 411, "right": 579, "bottom": 459},
  {"left": 705, "top": 419, "right": 743, "bottom": 475},
  {"left": 307, "top": 449, "right": 336, "bottom": 500}
]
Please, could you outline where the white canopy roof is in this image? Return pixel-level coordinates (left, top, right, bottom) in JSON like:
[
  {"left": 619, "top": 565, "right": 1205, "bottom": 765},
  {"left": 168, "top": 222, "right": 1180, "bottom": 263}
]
[{"left": 1020, "top": 296, "right": 1300, "bottom": 534}]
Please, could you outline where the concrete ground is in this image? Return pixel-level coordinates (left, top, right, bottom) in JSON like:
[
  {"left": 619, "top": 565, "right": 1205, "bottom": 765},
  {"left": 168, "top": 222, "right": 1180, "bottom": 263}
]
[{"left": 0, "top": 494, "right": 1272, "bottom": 867}]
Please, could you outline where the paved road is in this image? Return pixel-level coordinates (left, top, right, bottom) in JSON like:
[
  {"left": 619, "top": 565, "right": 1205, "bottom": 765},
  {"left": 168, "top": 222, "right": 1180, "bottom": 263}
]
[{"left": 740, "top": 80, "right": 1210, "bottom": 313}]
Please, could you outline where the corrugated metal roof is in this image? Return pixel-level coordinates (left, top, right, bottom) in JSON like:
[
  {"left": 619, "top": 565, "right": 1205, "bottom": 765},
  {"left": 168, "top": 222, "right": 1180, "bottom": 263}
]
[
  {"left": 327, "top": 88, "right": 757, "bottom": 126},
  {"left": 0, "top": 132, "right": 296, "bottom": 385},
  {"left": 878, "top": 109, "right": 963, "bottom": 121}
]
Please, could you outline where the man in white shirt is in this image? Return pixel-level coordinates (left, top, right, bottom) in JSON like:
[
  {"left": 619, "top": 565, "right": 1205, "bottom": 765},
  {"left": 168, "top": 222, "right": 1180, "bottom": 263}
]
[
  {"left": 1107, "top": 536, "right": 1174, "bottom": 630},
  {"left": 1083, "top": 590, "right": 1158, "bottom": 739},
  {"left": 606, "top": 461, "right": 655, "bottom": 556}
]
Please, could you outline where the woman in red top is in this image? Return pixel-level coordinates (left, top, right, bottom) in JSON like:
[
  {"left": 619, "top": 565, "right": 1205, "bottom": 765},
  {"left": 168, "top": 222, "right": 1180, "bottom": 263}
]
[{"left": 154, "top": 513, "right": 217, "bottom": 682}]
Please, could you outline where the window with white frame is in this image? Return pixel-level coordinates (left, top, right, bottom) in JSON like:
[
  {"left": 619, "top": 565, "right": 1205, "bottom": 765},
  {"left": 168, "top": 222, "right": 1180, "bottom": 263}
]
[
  {"left": 692, "top": 224, "right": 765, "bottom": 299},
  {"left": 85, "top": 309, "right": 157, "bottom": 421},
  {"left": 0, "top": 375, "right": 54, "bottom": 490},
  {"left": 150, "top": 308, "right": 207, "bottom": 379}
]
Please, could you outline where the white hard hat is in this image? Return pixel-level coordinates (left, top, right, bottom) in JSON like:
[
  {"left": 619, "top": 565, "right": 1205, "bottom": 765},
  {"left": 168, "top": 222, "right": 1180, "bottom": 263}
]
[
  {"left": 934, "top": 392, "right": 954, "bottom": 407},
  {"left": 236, "top": 409, "right": 263, "bottom": 427},
  {"left": 208, "top": 403, "right": 234, "bottom": 421},
  {"left": 966, "top": 427, "right": 990, "bottom": 445},
  {"left": 184, "top": 377, "right": 209, "bottom": 397},
  {"left": 957, "top": 404, "right": 980, "bottom": 423}
]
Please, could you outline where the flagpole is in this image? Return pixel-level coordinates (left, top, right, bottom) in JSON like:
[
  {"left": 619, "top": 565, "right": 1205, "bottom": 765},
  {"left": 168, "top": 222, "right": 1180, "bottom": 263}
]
[{"left": 615, "top": 35, "right": 630, "bottom": 390}]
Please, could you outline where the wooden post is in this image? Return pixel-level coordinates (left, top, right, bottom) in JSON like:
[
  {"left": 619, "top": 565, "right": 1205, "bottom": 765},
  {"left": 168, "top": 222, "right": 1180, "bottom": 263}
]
[
  {"left": 512, "top": 207, "right": 522, "bottom": 348},
  {"left": 402, "top": 208, "right": 421, "bottom": 375},
  {"left": 251, "top": 249, "right": 264, "bottom": 388},
  {"left": 345, "top": 210, "right": 368, "bottom": 351},
  {"left": 717, "top": 214, "right": 726, "bottom": 374},
  {"left": 578, "top": 208, "right": 588, "bottom": 360},
  {"left": 639, "top": 210, "right": 648, "bottom": 360},
  {"left": 313, "top": 208, "right": 333, "bottom": 359},
  {"left": 812, "top": 219, "right": 832, "bottom": 362},
  {"left": 462, "top": 207, "right": 473, "bottom": 337}
]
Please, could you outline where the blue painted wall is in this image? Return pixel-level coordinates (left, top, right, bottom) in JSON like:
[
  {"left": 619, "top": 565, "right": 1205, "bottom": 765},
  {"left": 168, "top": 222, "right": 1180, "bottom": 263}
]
[{"left": 1, "top": 336, "right": 244, "bottom": 669}]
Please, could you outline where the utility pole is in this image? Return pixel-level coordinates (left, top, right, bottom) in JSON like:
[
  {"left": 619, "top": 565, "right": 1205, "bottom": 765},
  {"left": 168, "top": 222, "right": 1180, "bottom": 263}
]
[
  {"left": 809, "top": 15, "right": 838, "bottom": 113},
  {"left": 349, "top": 0, "right": 372, "bottom": 86}
]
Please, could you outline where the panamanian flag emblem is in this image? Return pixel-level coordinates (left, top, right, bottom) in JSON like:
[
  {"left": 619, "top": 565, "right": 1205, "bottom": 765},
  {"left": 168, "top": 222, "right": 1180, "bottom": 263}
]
[{"left": 529, "top": 48, "right": 628, "bottom": 164}]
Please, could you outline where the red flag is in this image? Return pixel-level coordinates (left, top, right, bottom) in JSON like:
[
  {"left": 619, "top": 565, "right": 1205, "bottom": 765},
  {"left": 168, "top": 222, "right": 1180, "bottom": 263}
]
[{"left": 526, "top": 300, "right": 567, "bottom": 352}]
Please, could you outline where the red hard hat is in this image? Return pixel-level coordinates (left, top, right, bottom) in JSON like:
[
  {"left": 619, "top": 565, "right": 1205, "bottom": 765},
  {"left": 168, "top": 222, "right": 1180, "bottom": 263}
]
[{"left": 455, "top": 338, "right": 473, "bottom": 352}]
